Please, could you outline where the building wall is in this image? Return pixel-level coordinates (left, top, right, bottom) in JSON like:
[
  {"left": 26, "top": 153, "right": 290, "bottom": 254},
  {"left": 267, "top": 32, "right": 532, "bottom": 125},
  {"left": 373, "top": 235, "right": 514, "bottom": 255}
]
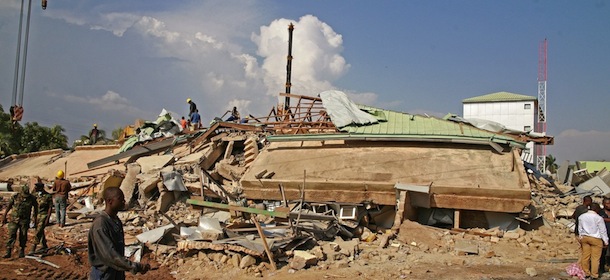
[
  {"left": 463, "top": 101, "right": 536, "bottom": 131},
  {"left": 463, "top": 100, "right": 536, "bottom": 163}
]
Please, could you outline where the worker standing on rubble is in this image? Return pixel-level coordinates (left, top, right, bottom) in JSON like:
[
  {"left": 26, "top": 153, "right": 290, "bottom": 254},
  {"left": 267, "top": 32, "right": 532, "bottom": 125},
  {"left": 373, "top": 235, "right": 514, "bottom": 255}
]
[
  {"left": 88, "top": 187, "right": 150, "bottom": 279},
  {"left": 190, "top": 109, "right": 202, "bottom": 130},
  {"left": 578, "top": 202, "right": 608, "bottom": 279},
  {"left": 30, "top": 180, "right": 53, "bottom": 254},
  {"left": 89, "top": 124, "right": 100, "bottom": 145},
  {"left": 1, "top": 185, "right": 38, "bottom": 258},
  {"left": 180, "top": 116, "right": 188, "bottom": 130},
  {"left": 226, "top": 106, "right": 240, "bottom": 122},
  {"left": 52, "top": 170, "right": 71, "bottom": 228},
  {"left": 573, "top": 195, "right": 593, "bottom": 236},
  {"left": 187, "top": 98, "right": 197, "bottom": 118}
]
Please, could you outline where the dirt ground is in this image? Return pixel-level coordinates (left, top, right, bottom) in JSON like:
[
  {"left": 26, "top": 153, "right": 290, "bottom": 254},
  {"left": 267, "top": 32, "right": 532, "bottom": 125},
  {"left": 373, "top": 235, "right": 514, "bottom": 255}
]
[{"left": 0, "top": 219, "right": 582, "bottom": 280}]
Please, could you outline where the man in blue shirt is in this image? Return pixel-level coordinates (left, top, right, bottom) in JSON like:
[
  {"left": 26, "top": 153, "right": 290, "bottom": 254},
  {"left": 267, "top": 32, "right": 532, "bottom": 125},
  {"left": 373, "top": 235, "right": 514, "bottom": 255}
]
[{"left": 190, "top": 109, "right": 201, "bottom": 130}]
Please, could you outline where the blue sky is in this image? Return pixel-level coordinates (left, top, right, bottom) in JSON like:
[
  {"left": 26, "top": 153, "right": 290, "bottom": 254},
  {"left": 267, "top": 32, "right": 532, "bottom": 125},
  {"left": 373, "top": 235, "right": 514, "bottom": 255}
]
[{"left": 1, "top": 0, "right": 609, "bottom": 164}]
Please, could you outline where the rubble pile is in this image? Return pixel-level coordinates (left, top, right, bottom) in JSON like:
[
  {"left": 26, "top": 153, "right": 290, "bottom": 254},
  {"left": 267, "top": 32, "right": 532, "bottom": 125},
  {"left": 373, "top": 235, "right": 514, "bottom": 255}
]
[{"left": 0, "top": 118, "right": 588, "bottom": 278}]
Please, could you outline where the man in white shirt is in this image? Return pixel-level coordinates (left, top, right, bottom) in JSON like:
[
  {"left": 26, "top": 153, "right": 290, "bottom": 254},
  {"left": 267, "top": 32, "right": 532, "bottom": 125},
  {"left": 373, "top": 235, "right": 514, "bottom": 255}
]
[{"left": 579, "top": 203, "right": 609, "bottom": 279}]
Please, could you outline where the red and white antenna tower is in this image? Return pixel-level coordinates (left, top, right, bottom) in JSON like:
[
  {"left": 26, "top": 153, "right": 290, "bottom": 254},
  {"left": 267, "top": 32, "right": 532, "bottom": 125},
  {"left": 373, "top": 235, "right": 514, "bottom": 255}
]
[{"left": 536, "top": 39, "right": 548, "bottom": 172}]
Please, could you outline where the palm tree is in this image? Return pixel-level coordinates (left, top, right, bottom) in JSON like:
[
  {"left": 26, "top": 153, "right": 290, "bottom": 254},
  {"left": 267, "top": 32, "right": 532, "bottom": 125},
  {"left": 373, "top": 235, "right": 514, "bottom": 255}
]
[{"left": 545, "top": 154, "right": 558, "bottom": 173}]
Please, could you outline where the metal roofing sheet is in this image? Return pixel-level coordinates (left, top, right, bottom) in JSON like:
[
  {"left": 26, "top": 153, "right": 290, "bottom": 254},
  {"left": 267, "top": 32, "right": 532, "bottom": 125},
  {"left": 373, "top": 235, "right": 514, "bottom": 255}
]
[{"left": 462, "top": 91, "right": 537, "bottom": 103}]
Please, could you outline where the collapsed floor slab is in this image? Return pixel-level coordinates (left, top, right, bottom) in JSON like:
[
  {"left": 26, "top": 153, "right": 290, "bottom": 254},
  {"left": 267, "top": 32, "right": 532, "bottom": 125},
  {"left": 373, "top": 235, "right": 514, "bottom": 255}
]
[{"left": 240, "top": 140, "right": 531, "bottom": 213}]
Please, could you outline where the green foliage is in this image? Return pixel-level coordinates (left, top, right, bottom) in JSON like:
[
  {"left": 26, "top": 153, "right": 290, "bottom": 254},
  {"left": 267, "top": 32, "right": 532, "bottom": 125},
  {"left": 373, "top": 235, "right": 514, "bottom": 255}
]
[
  {"left": 545, "top": 154, "right": 558, "bottom": 174},
  {"left": 112, "top": 126, "right": 124, "bottom": 140},
  {"left": 0, "top": 104, "right": 69, "bottom": 156}
]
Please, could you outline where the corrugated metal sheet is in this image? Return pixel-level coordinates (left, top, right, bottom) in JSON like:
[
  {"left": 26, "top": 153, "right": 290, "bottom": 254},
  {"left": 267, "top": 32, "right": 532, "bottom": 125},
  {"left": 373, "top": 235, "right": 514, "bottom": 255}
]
[
  {"left": 268, "top": 105, "right": 525, "bottom": 147},
  {"left": 462, "top": 91, "right": 537, "bottom": 103}
]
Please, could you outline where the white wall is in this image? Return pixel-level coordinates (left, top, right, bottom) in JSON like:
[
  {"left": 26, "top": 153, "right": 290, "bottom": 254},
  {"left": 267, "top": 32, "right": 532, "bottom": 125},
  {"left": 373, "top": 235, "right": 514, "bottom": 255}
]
[
  {"left": 463, "top": 100, "right": 536, "bottom": 163},
  {"left": 463, "top": 101, "right": 535, "bottom": 131}
]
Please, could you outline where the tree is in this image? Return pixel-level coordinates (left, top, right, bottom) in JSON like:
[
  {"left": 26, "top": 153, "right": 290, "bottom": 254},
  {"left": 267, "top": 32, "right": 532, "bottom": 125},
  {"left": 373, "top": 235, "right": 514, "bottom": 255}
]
[
  {"left": 112, "top": 126, "right": 124, "bottom": 141},
  {"left": 0, "top": 104, "right": 68, "bottom": 155},
  {"left": 545, "top": 154, "right": 558, "bottom": 174}
]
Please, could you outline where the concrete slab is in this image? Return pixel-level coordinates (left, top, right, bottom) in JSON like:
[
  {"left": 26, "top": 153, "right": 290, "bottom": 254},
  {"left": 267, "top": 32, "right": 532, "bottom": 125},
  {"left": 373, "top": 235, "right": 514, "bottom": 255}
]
[
  {"left": 240, "top": 140, "right": 531, "bottom": 212},
  {"left": 136, "top": 154, "right": 175, "bottom": 174}
]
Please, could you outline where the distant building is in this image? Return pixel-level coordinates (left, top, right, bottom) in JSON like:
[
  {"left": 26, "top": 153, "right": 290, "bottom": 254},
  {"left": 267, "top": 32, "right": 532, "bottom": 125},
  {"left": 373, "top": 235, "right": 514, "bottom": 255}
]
[{"left": 462, "top": 91, "right": 538, "bottom": 163}]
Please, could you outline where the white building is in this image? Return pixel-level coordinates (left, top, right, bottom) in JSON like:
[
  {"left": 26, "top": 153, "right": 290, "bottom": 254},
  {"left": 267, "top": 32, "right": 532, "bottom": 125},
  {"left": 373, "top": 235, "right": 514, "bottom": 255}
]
[{"left": 462, "top": 91, "right": 538, "bottom": 163}]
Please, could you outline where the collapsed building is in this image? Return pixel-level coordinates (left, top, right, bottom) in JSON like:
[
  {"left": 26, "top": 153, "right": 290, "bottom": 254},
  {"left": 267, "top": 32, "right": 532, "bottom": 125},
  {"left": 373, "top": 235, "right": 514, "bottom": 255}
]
[{"left": 0, "top": 90, "right": 561, "bottom": 274}]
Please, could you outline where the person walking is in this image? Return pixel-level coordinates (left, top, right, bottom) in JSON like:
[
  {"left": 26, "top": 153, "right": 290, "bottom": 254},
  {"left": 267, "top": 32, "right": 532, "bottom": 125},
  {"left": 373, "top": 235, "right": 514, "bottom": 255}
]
[
  {"left": 88, "top": 187, "right": 150, "bottom": 279},
  {"left": 30, "top": 180, "right": 52, "bottom": 254},
  {"left": 187, "top": 98, "right": 197, "bottom": 118},
  {"left": 190, "top": 109, "right": 202, "bottom": 130},
  {"left": 1, "top": 185, "right": 38, "bottom": 258},
  {"left": 579, "top": 202, "right": 609, "bottom": 279},
  {"left": 52, "top": 170, "right": 71, "bottom": 227}
]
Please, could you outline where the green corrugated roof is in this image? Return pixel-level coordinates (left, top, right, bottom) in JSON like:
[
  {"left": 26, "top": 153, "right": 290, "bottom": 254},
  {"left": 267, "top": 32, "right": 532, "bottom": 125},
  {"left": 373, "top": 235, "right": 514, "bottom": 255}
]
[
  {"left": 268, "top": 105, "right": 526, "bottom": 147},
  {"left": 462, "top": 91, "right": 537, "bottom": 103}
]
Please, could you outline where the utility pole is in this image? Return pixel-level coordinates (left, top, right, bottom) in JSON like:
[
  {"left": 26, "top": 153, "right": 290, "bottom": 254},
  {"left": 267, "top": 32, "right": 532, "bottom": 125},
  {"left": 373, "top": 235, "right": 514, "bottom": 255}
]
[{"left": 284, "top": 23, "right": 294, "bottom": 110}]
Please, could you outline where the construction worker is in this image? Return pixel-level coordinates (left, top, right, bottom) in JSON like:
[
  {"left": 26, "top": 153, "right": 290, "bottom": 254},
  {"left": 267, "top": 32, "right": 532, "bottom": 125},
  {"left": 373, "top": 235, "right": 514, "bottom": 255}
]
[
  {"left": 31, "top": 179, "right": 53, "bottom": 254},
  {"left": 1, "top": 185, "right": 38, "bottom": 258},
  {"left": 226, "top": 106, "right": 240, "bottom": 122},
  {"left": 52, "top": 170, "right": 71, "bottom": 227},
  {"left": 89, "top": 124, "right": 99, "bottom": 145},
  {"left": 187, "top": 98, "right": 197, "bottom": 118},
  {"left": 190, "top": 109, "right": 202, "bottom": 130}
]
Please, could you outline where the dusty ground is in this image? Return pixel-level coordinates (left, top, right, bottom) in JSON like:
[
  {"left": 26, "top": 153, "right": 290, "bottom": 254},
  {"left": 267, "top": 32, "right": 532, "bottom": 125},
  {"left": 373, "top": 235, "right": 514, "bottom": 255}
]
[{"left": 0, "top": 219, "right": 581, "bottom": 280}]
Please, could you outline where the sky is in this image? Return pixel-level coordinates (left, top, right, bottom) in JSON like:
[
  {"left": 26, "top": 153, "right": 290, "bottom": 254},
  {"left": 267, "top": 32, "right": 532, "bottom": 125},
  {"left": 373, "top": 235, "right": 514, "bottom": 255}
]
[{"left": 0, "top": 0, "right": 609, "bottom": 164}]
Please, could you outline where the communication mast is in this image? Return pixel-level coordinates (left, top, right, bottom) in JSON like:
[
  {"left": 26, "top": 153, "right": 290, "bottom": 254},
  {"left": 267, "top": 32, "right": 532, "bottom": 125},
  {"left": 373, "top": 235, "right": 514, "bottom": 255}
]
[{"left": 536, "top": 39, "right": 548, "bottom": 172}]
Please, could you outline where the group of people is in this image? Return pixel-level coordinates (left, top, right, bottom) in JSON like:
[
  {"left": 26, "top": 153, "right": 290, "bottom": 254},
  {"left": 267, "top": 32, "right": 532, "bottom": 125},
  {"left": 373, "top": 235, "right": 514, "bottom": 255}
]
[
  {"left": 2, "top": 172, "right": 149, "bottom": 279},
  {"left": 573, "top": 195, "right": 610, "bottom": 279},
  {"left": 1, "top": 170, "right": 70, "bottom": 258},
  {"left": 181, "top": 98, "right": 243, "bottom": 131}
]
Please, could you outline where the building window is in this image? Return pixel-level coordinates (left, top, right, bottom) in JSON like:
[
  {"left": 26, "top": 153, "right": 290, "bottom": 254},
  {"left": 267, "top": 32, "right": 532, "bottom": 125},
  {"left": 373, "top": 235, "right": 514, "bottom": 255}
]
[
  {"left": 524, "top": 104, "right": 531, "bottom": 109},
  {"left": 524, "top": 126, "right": 531, "bottom": 131}
]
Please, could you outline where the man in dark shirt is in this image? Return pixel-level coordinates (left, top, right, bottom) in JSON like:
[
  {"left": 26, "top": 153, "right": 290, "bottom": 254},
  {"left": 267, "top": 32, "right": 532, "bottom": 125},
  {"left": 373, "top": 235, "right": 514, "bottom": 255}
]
[
  {"left": 573, "top": 195, "right": 593, "bottom": 236},
  {"left": 187, "top": 98, "right": 197, "bottom": 118},
  {"left": 599, "top": 197, "right": 610, "bottom": 275},
  {"left": 88, "top": 187, "right": 149, "bottom": 279}
]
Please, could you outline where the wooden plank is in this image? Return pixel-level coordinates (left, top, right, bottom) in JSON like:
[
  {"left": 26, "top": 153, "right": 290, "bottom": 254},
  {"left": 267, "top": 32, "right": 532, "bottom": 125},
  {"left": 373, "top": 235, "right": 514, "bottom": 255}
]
[
  {"left": 454, "top": 209, "right": 461, "bottom": 229},
  {"left": 87, "top": 138, "right": 178, "bottom": 169},
  {"left": 186, "top": 199, "right": 289, "bottom": 218},
  {"left": 251, "top": 217, "right": 277, "bottom": 270}
]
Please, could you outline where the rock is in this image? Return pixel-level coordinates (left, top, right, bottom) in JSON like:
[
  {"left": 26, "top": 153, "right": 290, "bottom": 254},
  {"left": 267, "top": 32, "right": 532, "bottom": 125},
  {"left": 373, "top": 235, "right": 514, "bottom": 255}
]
[
  {"left": 231, "top": 254, "right": 241, "bottom": 267},
  {"left": 525, "top": 267, "right": 537, "bottom": 277},
  {"left": 490, "top": 236, "right": 500, "bottom": 243},
  {"left": 503, "top": 232, "right": 520, "bottom": 239},
  {"left": 454, "top": 240, "right": 478, "bottom": 255},
  {"left": 198, "top": 252, "right": 210, "bottom": 262},
  {"left": 290, "top": 250, "right": 318, "bottom": 269},
  {"left": 240, "top": 255, "right": 257, "bottom": 269},
  {"left": 483, "top": 251, "right": 495, "bottom": 258},
  {"left": 310, "top": 246, "right": 326, "bottom": 261},
  {"left": 378, "top": 234, "right": 390, "bottom": 249}
]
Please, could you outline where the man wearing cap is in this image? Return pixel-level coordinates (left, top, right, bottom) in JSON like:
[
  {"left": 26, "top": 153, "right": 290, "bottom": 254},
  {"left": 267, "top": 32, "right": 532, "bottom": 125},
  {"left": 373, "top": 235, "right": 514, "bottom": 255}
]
[
  {"left": 52, "top": 170, "right": 71, "bottom": 227},
  {"left": 30, "top": 180, "right": 53, "bottom": 254},
  {"left": 187, "top": 98, "right": 197, "bottom": 118},
  {"left": 1, "top": 185, "right": 38, "bottom": 258},
  {"left": 89, "top": 124, "right": 99, "bottom": 145}
]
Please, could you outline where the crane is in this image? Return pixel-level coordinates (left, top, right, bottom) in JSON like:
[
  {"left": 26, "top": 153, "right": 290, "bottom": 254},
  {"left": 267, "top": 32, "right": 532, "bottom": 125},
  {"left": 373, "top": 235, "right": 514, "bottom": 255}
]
[{"left": 9, "top": 0, "right": 46, "bottom": 124}]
